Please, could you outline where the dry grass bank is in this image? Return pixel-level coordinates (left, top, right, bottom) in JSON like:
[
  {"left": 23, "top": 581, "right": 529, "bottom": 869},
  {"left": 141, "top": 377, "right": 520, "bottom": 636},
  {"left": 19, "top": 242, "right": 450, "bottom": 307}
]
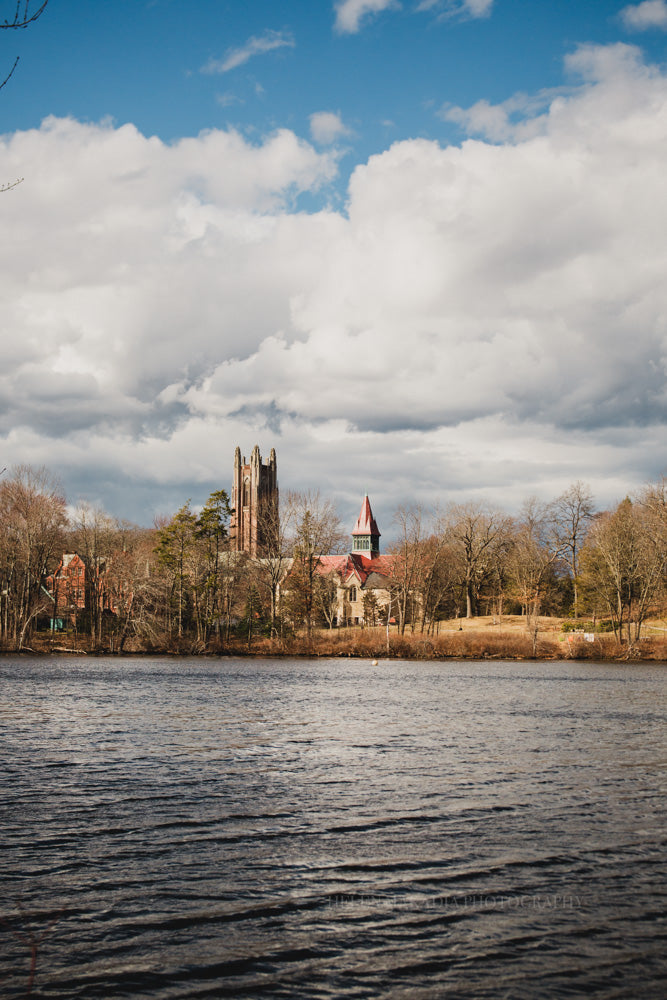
[
  {"left": 234, "top": 618, "right": 667, "bottom": 663},
  {"left": 11, "top": 616, "right": 667, "bottom": 662}
]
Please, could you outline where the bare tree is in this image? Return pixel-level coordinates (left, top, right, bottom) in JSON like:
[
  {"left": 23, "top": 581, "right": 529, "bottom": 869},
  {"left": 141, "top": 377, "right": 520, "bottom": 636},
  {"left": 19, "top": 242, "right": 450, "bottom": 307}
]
[
  {"left": 1, "top": 1, "right": 48, "bottom": 30},
  {"left": 387, "top": 506, "right": 457, "bottom": 635},
  {"left": 283, "top": 490, "right": 345, "bottom": 639},
  {"left": 548, "top": 482, "right": 595, "bottom": 618},
  {"left": 387, "top": 504, "right": 426, "bottom": 635},
  {"left": 581, "top": 497, "right": 666, "bottom": 645},
  {"left": 508, "top": 498, "right": 563, "bottom": 655},
  {"left": 447, "top": 502, "right": 512, "bottom": 618},
  {"left": 253, "top": 492, "right": 295, "bottom": 636},
  {"left": 103, "top": 526, "right": 159, "bottom": 652},
  {"left": 638, "top": 476, "right": 667, "bottom": 541},
  {"left": 416, "top": 515, "right": 470, "bottom": 632},
  {"left": 69, "top": 502, "right": 118, "bottom": 646},
  {"left": 0, "top": 464, "right": 66, "bottom": 647}
]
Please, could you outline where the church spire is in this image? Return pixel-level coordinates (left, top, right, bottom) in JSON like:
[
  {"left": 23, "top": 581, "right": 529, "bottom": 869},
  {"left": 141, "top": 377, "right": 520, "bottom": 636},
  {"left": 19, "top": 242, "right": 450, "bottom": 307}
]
[{"left": 352, "top": 495, "right": 381, "bottom": 556}]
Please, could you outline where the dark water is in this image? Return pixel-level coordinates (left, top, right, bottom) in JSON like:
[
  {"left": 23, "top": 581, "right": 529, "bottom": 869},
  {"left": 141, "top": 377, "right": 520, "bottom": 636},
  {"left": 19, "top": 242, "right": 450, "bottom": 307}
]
[{"left": 1, "top": 656, "right": 666, "bottom": 999}]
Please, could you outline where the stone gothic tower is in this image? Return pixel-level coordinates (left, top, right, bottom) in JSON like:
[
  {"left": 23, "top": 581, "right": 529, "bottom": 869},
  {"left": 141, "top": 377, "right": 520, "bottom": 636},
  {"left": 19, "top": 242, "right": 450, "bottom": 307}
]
[{"left": 230, "top": 445, "right": 278, "bottom": 557}]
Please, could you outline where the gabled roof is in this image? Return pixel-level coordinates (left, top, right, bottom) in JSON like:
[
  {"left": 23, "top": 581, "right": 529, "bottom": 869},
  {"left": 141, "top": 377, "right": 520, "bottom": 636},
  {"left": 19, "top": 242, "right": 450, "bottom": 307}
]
[
  {"left": 352, "top": 495, "right": 381, "bottom": 537},
  {"left": 315, "top": 552, "right": 393, "bottom": 586}
]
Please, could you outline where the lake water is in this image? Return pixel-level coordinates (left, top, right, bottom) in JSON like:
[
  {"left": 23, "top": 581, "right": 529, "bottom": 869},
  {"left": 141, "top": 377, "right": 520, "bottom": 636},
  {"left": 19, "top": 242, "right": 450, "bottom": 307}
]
[{"left": 1, "top": 656, "right": 666, "bottom": 999}]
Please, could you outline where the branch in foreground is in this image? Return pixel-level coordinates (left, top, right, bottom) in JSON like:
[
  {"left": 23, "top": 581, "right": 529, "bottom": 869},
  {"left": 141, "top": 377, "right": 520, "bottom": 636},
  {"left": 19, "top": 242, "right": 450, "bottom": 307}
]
[
  {"left": 0, "top": 54, "right": 19, "bottom": 90},
  {"left": 1, "top": 1, "right": 49, "bottom": 29}
]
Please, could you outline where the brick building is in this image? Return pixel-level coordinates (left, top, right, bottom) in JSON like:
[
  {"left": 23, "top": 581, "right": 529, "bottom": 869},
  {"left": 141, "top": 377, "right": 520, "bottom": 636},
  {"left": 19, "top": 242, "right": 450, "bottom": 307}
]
[
  {"left": 230, "top": 445, "right": 278, "bottom": 557},
  {"left": 46, "top": 553, "right": 116, "bottom": 623}
]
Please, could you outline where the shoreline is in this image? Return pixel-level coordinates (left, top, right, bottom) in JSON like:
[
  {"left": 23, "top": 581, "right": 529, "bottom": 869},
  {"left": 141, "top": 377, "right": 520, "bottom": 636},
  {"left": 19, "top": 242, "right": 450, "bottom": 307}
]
[
  {"left": 4, "top": 625, "right": 666, "bottom": 665},
  {"left": 0, "top": 636, "right": 667, "bottom": 665}
]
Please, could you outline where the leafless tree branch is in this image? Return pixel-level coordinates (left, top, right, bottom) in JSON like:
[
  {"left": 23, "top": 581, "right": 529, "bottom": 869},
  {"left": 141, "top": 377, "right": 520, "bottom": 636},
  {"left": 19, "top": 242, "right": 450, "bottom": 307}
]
[{"left": 1, "top": 1, "right": 48, "bottom": 29}]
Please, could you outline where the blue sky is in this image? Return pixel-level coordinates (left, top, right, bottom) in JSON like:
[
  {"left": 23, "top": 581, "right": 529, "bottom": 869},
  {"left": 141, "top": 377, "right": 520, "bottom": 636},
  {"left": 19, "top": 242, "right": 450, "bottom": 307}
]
[
  {"left": 10, "top": 0, "right": 666, "bottom": 188},
  {"left": 1, "top": 0, "right": 667, "bottom": 531}
]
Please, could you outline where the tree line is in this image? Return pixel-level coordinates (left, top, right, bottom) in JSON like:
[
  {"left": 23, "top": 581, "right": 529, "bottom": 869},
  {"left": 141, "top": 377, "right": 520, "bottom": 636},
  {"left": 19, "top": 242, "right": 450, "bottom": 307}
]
[
  {"left": 385, "top": 481, "right": 666, "bottom": 649},
  {"left": 0, "top": 465, "right": 665, "bottom": 652}
]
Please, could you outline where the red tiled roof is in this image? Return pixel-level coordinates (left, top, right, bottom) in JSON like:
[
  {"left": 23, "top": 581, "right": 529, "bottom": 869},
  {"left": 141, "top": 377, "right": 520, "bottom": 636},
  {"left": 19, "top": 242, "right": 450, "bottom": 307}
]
[
  {"left": 315, "top": 552, "right": 393, "bottom": 585},
  {"left": 352, "top": 495, "right": 380, "bottom": 537}
]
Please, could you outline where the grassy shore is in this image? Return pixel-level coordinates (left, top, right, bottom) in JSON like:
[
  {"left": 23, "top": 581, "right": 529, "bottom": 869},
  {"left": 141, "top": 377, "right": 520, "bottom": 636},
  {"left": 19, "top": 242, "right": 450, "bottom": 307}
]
[
  {"left": 10, "top": 616, "right": 667, "bottom": 661},
  {"left": 239, "top": 617, "right": 667, "bottom": 663}
]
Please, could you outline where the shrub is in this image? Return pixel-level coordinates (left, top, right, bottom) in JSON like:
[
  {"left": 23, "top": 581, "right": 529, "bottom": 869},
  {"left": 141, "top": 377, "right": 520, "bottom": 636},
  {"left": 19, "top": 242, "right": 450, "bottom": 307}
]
[{"left": 561, "top": 620, "right": 614, "bottom": 634}]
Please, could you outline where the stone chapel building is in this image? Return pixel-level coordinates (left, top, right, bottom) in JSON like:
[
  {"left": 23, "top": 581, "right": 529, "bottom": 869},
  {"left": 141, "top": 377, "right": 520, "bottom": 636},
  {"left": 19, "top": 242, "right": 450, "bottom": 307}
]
[{"left": 316, "top": 495, "right": 394, "bottom": 626}]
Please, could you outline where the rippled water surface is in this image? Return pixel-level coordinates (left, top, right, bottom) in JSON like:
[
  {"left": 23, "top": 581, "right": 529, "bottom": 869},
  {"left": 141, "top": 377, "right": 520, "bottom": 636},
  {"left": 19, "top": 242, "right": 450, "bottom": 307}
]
[{"left": 1, "top": 656, "right": 666, "bottom": 999}]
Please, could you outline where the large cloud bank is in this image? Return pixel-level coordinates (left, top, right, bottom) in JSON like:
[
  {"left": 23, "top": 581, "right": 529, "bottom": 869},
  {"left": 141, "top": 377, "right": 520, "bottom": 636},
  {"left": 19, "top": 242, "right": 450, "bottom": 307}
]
[{"left": 0, "top": 43, "right": 665, "bottom": 524}]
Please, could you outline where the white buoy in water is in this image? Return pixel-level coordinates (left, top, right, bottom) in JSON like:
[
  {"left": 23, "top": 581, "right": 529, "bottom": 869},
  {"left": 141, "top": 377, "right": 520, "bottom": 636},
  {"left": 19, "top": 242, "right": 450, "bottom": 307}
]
[{"left": 371, "top": 659, "right": 379, "bottom": 666}]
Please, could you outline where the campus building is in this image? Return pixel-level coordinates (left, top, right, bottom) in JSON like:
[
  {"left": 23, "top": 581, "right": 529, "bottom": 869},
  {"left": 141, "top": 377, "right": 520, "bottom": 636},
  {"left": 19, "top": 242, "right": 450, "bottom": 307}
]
[
  {"left": 317, "top": 495, "right": 394, "bottom": 626},
  {"left": 230, "top": 444, "right": 278, "bottom": 557},
  {"left": 229, "top": 446, "right": 393, "bottom": 626}
]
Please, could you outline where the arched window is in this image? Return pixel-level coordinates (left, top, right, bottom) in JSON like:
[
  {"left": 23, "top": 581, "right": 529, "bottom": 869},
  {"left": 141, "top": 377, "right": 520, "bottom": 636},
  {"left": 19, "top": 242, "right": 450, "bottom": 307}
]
[{"left": 349, "top": 586, "right": 357, "bottom": 603}]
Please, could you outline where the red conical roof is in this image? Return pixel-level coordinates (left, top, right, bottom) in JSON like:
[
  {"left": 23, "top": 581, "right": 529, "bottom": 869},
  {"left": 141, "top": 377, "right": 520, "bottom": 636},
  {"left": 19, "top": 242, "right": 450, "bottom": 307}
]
[{"left": 352, "top": 495, "right": 380, "bottom": 537}]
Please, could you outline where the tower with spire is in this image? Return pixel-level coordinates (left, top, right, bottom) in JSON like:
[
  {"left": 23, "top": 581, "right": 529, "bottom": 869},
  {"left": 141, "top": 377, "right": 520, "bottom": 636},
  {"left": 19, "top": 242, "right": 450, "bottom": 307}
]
[{"left": 351, "top": 494, "right": 381, "bottom": 557}]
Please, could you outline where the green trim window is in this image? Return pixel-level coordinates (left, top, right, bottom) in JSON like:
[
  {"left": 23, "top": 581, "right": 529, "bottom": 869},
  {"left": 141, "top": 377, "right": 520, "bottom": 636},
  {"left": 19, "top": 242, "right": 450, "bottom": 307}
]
[{"left": 353, "top": 536, "right": 371, "bottom": 550}]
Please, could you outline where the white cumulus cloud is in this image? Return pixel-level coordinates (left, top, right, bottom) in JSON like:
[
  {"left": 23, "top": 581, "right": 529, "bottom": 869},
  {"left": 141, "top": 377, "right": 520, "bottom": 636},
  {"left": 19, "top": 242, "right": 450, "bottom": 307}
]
[
  {"left": 1, "top": 42, "right": 666, "bottom": 524},
  {"left": 620, "top": 0, "right": 667, "bottom": 30}
]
